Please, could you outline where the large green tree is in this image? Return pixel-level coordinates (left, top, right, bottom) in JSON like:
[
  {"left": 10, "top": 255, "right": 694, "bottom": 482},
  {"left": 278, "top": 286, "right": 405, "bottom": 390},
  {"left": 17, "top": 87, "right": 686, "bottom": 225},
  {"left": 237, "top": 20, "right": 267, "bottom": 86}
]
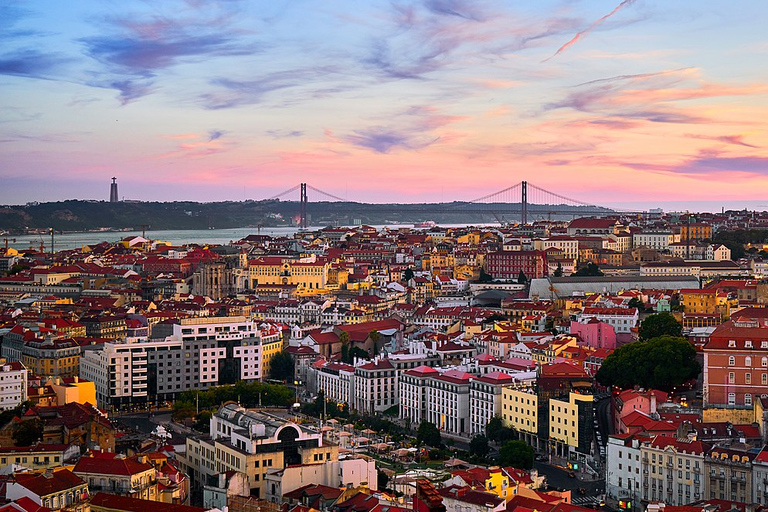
[
  {"left": 596, "top": 335, "right": 700, "bottom": 390},
  {"left": 268, "top": 351, "right": 295, "bottom": 381},
  {"left": 574, "top": 262, "right": 603, "bottom": 276},
  {"left": 469, "top": 434, "right": 490, "bottom": 458},
  {"left": 416, "top": 421, "right": 443, "bottom": 448},
  {"left": 638, "top": 312, "right": 682, "bottom": 340},
  {"left": 499, "top": 440, "right": 534, "bottom": 469}
]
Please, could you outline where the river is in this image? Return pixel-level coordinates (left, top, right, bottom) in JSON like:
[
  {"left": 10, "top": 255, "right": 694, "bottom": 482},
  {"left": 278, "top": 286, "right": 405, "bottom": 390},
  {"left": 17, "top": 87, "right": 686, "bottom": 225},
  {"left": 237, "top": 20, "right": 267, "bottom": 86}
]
[{"left": 7, "top": 223, "right": 501, "bottom": 252}]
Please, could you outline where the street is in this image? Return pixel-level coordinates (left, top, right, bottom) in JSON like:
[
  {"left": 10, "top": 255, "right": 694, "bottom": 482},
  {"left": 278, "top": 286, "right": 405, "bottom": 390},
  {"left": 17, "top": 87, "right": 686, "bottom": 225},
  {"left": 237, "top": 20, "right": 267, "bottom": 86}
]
[{"left": 535, "top": 461, "right": 605, "bottom": 508}]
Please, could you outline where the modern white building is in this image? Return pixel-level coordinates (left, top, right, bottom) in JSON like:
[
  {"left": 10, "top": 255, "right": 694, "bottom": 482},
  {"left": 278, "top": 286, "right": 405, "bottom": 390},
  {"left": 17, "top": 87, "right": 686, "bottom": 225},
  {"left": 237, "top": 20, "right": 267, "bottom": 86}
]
[
  {"left": 353, "top": 358, "right": 396, "bottom": 414},
  {"left": 399, "top": 365, "right": 440, "bottom": 428},
  {"left": 80, "top": 316, "right": 272, "bottom": 409},
  {"left": 315, "top": 362, "right": 355, "bottom": 406},
  {"left": 469, "top": 371, "right": 514, "bottom": 436},
  {"left": 426, "top": 369, "right": 473, "bottom": 437},
  {"left": 0, "top": 359, "right": 27, "bottom": 411}
]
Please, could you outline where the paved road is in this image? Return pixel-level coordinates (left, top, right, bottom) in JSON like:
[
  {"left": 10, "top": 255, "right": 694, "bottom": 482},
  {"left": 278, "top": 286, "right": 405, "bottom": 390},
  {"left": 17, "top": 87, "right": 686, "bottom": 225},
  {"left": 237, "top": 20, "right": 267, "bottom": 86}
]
[{"left": 535, "top": 461, "right": 605, "bottom": 508}]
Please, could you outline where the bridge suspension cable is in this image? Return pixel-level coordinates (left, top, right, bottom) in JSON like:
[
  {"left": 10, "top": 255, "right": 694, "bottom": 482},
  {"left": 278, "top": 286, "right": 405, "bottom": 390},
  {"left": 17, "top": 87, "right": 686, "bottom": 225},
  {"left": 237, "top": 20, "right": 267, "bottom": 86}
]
[
  {"left": 468, "top": 182, "right": 523, "bottom": 204},
  {"left": 306, "top": 184, "right": 346, "bottom": 202},
  {"left": 268, "top": 184, "right": 301, "bottom": 201}
]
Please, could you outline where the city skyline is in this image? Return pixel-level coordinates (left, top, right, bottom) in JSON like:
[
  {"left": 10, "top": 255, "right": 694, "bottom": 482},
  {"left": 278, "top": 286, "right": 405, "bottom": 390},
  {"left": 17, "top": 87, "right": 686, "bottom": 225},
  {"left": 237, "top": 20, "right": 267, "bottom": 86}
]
[{"left": 2, "top": 1, "right": 768, "bottom": 209}]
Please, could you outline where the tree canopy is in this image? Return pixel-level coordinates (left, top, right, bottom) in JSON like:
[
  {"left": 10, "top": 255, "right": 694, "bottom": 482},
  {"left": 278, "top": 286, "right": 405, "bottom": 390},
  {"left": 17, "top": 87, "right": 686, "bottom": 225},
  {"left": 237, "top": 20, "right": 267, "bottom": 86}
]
[
  {"left": 574, "top": 262, "right": 603, "bottom": 276},
  {"left": 638, "top": 312, "right": 682, "bottom": 340},
  {"left": 595, "top": 335, "right": 700, "bottom": 391},
  {"left": 469, "top": 434, "right": 490, "bottom": 458},
  {"left": 416, "top": 420, "right": 443, "bottom": 448},
  {"left": 268, "top": 351, "right": 295, "bottom": 382},
  {"left": 553, "top": 263, "right": 563, "bottom": 277},
  {"left": 499, "top": 440, "right": 534, "bottom": 469}
]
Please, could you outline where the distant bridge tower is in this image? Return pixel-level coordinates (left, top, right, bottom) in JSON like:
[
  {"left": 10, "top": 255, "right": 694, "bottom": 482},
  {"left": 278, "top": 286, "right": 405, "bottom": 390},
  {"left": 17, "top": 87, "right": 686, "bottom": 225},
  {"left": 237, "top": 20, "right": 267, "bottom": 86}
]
[
  {"left": 110, "top": 177, "right": 119, "bottom": 203},
  {"left": 300, "top": 183, "right": 308, "bottom": 229},
  {"left": 521, "top": 180, "right": 528, "bottom": 225}
]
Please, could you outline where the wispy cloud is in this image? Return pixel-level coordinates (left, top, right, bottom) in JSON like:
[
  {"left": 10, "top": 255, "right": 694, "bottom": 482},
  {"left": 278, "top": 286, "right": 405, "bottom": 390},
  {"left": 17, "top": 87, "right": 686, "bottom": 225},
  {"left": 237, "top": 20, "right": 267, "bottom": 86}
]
[
  {"left": 548, "top": 68, "right": 765, "bottom": 124},
  {"left": 200, "top": 66, "right": 338, "bottom": 109},
  {"left": 544, "top": 0, "right": 638, "bottom": 61},
  {"left": 341, "top": 105, "right": 464, "bottom": 153},
  {"left": 0, "top": 49, "right": 69, "bottom": 80},
  {"left": 208, "top": 129, "right": 225, "bottom": 142},
  {"left": 423, "top": 0, "right": 486, "bottom": 21},
  {"left": 80, "top": 7, "right": 256, "bottom": 104},
  {"left": 685, "top": 133, "right": 759, "bottom": 148},
  {"left": 156, "top": 131, "right": 233, "bottom": 160},
  {"left": 267, "top": 129, "right": 304, "bottom": 139}
]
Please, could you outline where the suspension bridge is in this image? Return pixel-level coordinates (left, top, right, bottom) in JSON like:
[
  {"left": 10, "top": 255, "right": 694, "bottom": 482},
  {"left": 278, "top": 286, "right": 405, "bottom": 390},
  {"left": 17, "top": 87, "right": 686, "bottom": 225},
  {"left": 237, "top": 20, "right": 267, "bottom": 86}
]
[{"left": 266, "top": 181, "right": 641, "bottom": 228}]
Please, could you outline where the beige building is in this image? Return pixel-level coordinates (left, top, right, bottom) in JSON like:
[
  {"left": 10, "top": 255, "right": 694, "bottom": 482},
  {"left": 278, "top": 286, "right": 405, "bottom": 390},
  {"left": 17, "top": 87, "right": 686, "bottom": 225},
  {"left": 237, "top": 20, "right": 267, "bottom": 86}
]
[
  {"left": 181, "top": 404, "right": 338, "bottom": 500},
  {"left": 73, "top": 452, "right": 158, "bottom": 501},
  {"left": 247, "top": 255, "right": 330, "bottom": 291}
]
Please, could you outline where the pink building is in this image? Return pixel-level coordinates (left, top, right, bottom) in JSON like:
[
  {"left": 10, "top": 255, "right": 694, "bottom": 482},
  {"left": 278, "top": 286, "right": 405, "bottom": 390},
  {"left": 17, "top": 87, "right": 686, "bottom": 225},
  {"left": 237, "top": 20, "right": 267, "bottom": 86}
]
[
  {"left": 613, "top": 389, "right": 668, "bottom": 434},
  {"left": 570, "top": 318, "right": 617, "bottom": 350}
]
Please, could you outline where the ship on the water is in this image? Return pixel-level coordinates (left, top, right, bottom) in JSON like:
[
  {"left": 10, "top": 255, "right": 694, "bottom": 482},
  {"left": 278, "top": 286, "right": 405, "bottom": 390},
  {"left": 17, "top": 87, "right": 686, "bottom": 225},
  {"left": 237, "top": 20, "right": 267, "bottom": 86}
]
[{"left": 413, "top": 221, "right": 437, "bottom": 228}]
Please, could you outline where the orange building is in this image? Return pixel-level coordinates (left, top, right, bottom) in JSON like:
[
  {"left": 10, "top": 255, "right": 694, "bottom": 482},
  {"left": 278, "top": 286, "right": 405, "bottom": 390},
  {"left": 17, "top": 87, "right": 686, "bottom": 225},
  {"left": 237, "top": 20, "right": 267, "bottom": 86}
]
[{"left": 679, "top": 222, "right": 712, "bottom": 241}]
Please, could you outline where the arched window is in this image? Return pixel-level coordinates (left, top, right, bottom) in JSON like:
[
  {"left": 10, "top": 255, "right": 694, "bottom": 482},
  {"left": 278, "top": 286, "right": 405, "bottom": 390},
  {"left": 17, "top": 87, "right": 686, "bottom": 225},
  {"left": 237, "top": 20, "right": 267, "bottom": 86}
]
[
  {"left": 729, "top": 356, "right": 735, "bottom": 366},
  {"left": 746, "top": 356, "right": 752, "bottom": 366}
]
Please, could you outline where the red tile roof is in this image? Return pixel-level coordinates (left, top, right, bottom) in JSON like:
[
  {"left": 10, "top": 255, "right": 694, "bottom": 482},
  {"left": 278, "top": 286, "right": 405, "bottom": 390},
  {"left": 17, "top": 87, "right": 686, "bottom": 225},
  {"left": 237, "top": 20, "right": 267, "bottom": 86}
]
[
  {"left": 11, "top": 469, "right": 85, "bottom": 497},
  {"left": 89, "top": 492, "right": 206, "bottom": 512}
]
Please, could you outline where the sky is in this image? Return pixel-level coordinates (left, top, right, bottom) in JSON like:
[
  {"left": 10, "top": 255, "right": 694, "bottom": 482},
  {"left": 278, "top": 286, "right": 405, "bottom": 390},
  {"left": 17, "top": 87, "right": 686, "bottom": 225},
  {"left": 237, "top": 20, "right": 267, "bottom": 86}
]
[{"left": 1, "top": 0, "right": 768, "bottom": 211}]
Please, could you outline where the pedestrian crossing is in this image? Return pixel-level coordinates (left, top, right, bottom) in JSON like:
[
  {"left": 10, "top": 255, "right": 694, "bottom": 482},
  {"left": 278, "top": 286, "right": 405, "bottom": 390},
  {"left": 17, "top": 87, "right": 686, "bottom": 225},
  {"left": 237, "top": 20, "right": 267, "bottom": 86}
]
[{"left": 571, "top": 496, "right": 598, "bottom": 506}]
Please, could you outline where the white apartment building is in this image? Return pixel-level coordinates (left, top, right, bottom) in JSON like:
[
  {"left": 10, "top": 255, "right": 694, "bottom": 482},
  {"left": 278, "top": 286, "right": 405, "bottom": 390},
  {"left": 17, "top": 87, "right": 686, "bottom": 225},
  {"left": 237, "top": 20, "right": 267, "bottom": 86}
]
[
  {"left": 633, "top": 232, "right": 674, "bottom": 251},
  {"left": 535, "top": 237, "right": 579, "bottom": 260},
  {"left": 353, "top": 358, "right": 397, "bottom": 414},
  {"left": 469, "top": 372, "right": 514, "bottom": 436},
  {"left": 315, "top": 362, "right": 355, "bottom": 406},
  {"left": 0, "top": 359, "right": 27, "bottom": 411},
  {"left": 606, "top": 434, "right": 644, "bottom": 509},
  {"left": 81, "top": 317, "right": 270, "bottom": 409},
  {"left": 577, "top": 307, "right": 638, "bottom": 334},
  {"left": 426, "top": 369, "right": 473, "bottom": 437},
  {"left": 80, "top": 337, "right": 180, "bottom": 409},
  {"left": 640, "top": 436, "right": 707, "bottom": 506},
  {"left": 399, "top": 365, "right": 439, "bottom": 428}
]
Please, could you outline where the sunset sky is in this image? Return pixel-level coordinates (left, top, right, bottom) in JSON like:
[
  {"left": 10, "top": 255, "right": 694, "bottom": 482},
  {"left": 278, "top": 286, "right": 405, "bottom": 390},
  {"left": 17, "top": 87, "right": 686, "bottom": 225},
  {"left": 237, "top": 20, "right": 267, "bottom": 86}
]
[{"left": 2, "top": 0, "right": 768, "bottom": 210}]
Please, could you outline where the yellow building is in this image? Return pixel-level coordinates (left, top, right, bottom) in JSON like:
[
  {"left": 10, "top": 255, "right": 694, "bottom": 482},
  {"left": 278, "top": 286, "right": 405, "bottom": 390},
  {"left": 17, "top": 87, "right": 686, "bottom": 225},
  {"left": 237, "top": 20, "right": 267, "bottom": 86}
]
[
  {"left": 21, "top": 337, "right": 80, "bottom": 377},
  {"left": 484, "top": 467, "right": 512, "bottom": 500},
  {"left": 453, "top": 264, "right": 479, "bottom": 281},
  {"left": 549, "top": 392, "right": 593, "bottom": 455},
  {"left": 501, "top": 387, "right": 538, "bottom": 438},
  {"left": 49, "top": 376, "right": 97, "bottom": 406},
  {"left": 680, "top": 288, "right": 733, "bottom": 321},
  {"left": 259, "top": 327, "right": 285, "bottom": 379},
  {"left": 247, "top": 256, "right": 329, "bottom": 291},
  {"left": 456, "top": 232, "right": 481, "bottom": 245}
]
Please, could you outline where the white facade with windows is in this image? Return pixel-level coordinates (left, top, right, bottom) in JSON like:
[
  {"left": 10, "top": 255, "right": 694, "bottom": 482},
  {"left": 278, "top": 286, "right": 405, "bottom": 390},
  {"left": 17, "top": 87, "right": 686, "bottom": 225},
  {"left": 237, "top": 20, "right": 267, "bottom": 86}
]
[
  {"left": 0, "top": 359, "right": 27, "bottom": 411},
  {"left": 633, "top": 232, "right": 674, "bottom": 251},
  {"left": 469, "top": 372, "right": 514, "bottom": 436}
]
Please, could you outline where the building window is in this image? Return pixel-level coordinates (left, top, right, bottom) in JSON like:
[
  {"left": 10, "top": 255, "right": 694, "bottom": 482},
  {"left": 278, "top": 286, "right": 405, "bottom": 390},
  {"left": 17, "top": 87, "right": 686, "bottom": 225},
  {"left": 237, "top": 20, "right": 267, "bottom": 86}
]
[
  {"left": 746, "top": 373, "right": 752, "bottom": 384},
  {"left": 746, "top": 356, "right": 752, "bottom": 366},
  {"left": 746, "top": 394, "right": 752, "bottom": 406},
  {"left": 729, "top": 356, "right": 735, "bottom": 366},
  {"left": 729, "top": 372, "right": 735, "bottom": 384},
  {"left": 728, "top": 393, "right": 736, "bottom": 405}
]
